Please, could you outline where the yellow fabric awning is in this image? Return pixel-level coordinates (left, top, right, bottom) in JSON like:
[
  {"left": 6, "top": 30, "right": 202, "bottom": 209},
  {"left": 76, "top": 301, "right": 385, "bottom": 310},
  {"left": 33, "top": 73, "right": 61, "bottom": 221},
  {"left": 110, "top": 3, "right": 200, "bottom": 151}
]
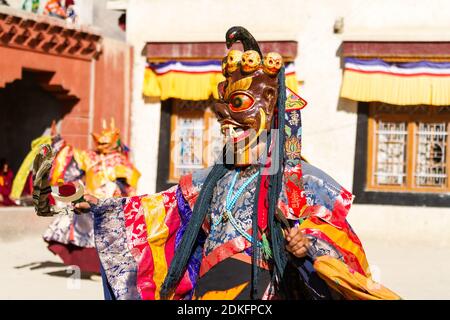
[
  {"left": 143, "top": 61, "right": 299, "bottom": 101},
  {"left": 143, "top": 67, "right": 225, "bottom": 100},
  {"left": 340, "top": 58, "right": 450, "bottom": 106}
]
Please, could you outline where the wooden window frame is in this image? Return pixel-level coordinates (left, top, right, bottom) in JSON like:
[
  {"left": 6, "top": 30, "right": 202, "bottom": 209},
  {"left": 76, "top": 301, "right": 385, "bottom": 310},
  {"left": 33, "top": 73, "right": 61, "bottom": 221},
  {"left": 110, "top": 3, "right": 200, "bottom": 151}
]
[
  {"left": 156, "top": 99, "right": 221, "bottom": 186},
  {"left": 352, "top": 102, "right": 450, "bottom": 207},
  {"left": 366, "top": 103, "right": 450, "bottom": 193},
  {"left": 168, "top": 104, "right": 204, "bottom": 183}
]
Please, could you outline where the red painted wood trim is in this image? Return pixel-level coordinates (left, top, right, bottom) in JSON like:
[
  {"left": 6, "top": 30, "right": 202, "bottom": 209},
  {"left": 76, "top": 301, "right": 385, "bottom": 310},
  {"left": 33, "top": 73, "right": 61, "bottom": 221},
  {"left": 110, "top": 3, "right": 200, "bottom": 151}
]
[
  {"left": 0, "top": 8, "right": 102, "bottom": 61},
  {"left": 144, "top": 41, "right": 298, "bottom": 60},
  {"left": 343, "top": 41, "right": 450, "bottom": 58}
]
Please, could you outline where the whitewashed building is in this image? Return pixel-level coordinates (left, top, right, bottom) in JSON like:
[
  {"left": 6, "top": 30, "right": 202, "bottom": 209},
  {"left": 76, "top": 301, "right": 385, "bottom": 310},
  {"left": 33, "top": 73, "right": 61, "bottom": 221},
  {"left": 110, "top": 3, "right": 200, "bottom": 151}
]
[
  {"left": 3, "top": 0, "right": 448, "bottom": 299},
  {"left": 80, "top": 3, "right": 450, "bottom": 300},
  {"left": 102, "top": 0, "right": 450, "bottom": 255}
]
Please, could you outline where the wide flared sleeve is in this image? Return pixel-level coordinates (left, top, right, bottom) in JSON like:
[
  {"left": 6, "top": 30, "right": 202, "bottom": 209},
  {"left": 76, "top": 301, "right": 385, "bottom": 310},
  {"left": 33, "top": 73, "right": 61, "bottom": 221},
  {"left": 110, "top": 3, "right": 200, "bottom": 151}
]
[
  {"left": 281, "top": 161, "right": 401, "bottom": 300},
  {"left": 92, "top": 180, "right": 205, "bottom": 300}
]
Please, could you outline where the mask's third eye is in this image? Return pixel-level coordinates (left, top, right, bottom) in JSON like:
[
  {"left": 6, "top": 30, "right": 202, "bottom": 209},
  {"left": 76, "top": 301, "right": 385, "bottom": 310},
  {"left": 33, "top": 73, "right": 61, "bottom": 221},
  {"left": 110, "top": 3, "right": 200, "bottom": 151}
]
[{"left": 229, "top": 92, "right": 255, "bottom": 112}]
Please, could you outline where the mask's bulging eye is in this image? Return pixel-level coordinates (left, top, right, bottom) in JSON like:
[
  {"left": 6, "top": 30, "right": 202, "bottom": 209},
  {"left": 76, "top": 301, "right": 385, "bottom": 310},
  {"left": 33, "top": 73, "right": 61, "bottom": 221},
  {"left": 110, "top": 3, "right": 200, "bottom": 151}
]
[{"left": 229, "top": 93, "right": 254, "bottom": 112}]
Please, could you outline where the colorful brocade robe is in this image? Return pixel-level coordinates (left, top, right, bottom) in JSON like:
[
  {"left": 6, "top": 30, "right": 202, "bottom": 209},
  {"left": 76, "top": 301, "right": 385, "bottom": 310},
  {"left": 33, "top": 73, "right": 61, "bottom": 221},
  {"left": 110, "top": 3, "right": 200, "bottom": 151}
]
[
  {"left": 49, "top": 142, "right": 140, "bottom": 199},
  {"left": 73, "top": 149, "right": 140, "bottom": 198},
  {"left": 44, "top": 139, "right": 140, "bottom": 251},
  {"left": 0, "top": 168, "right": 15, "bottom": 206},
  {"left": 92, "top": 161, "right": 400, "bottom": 300}
]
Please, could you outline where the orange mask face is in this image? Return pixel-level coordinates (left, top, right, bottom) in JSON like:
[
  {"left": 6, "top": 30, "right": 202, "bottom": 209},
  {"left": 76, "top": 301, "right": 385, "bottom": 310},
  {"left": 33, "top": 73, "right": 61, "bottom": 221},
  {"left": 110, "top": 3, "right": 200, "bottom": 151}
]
[{"left": 92, "top": 128, "right": 121, "bottom": 154}]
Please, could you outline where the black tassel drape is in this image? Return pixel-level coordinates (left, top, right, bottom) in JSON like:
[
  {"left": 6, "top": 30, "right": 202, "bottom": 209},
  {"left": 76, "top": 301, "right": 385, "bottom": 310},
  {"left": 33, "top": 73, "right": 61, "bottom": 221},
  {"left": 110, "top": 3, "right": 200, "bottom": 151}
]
[{"left": 161, "top": 67, "right": 289, "bottom": 300}]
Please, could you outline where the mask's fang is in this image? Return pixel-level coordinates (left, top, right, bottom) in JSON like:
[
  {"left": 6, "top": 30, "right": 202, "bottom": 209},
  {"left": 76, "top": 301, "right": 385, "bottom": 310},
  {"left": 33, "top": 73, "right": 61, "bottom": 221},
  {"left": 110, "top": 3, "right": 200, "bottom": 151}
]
[{"left": 230, "top": 126, "right": 238, "bottom": 138}]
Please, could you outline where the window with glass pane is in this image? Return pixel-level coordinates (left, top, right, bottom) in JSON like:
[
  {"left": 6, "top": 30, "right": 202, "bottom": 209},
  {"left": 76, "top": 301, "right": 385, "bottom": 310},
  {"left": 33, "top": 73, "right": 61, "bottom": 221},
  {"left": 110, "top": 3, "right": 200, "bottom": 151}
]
[
  {"left": 415, "top": 122, "right": 447, "bottom": 187},
  {"left": 367, "top": 103, "right": 450, "bottom": 193},
  {"left": 174, "top": 117, "right": 204, "bottom": 178},
  {"left": 169, "top": 101, "right": 223, "bottom": 181},
  {"left": 374, "top": 121, "right": 407, "bottom": 185}
]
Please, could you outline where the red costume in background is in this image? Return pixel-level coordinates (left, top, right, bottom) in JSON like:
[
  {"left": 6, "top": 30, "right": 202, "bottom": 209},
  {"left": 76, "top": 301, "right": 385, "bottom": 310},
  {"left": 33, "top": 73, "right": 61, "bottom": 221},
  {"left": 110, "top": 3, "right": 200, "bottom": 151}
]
[{"left": 0, "top": 162, "right": 16, "bottom": 206}]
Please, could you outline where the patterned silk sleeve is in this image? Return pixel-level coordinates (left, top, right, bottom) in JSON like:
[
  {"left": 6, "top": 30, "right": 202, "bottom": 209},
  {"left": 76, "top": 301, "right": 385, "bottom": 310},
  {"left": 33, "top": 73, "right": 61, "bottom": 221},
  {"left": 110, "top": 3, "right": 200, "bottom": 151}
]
[
  {"left": 286, "top": 161, "right": 400, "bottom": 300},
  {"left": 92, "top": 182, "right": 204, "bottom": 300},
  {"left": 92, "top": 197, "right": 141, "bottom": 300}
]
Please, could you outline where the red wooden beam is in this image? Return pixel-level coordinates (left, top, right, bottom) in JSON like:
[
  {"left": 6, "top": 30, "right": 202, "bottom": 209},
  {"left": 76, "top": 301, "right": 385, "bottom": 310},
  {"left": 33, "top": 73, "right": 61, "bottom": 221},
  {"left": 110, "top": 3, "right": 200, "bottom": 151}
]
[
  {"left": 343, "top": 41, "right": 450, "bottom": 59},
  {"left": 145, "top": 41, "right": 298, "bottom": 61}
]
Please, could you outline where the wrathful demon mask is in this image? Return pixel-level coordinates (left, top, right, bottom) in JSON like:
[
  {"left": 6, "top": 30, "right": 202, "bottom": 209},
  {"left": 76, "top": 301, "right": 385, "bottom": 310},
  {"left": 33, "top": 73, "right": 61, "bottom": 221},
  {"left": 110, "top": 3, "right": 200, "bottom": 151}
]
[
  {"left": 92, "top": 118, "right": 121, "bottom": 154},
  {"left": 215, "top": 27, "right": 284, "bottom": 165}
]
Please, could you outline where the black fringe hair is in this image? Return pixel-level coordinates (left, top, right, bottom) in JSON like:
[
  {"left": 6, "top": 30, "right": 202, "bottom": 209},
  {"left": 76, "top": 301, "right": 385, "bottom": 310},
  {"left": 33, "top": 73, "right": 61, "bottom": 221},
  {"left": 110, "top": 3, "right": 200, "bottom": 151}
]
[{"left": 160, "top": 67, "right": 289, "bottom": 300}]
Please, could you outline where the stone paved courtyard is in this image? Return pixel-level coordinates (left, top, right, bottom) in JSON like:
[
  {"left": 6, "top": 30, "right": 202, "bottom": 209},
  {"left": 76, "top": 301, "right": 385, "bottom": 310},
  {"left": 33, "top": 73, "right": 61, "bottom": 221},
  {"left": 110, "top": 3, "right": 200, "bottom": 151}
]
[{"left": 1, "top": 207, "right": 449, "bottom": 300}]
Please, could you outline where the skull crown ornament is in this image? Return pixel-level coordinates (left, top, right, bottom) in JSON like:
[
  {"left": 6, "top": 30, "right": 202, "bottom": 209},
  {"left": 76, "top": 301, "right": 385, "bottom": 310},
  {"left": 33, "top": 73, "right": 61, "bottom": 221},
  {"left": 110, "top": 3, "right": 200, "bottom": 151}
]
[{"left": 221, "top": 49, "right": 283, "bottom": 78}]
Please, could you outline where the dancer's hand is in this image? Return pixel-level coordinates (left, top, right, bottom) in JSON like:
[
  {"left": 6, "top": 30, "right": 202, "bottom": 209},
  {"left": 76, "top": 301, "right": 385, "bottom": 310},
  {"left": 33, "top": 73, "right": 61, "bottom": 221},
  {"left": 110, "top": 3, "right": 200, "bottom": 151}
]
[
  {"left": 284, "top": 226, "right": 309, "bottom": 258},
  {"left": 74, "top": 194, "right": 99, "bottom": 212}
]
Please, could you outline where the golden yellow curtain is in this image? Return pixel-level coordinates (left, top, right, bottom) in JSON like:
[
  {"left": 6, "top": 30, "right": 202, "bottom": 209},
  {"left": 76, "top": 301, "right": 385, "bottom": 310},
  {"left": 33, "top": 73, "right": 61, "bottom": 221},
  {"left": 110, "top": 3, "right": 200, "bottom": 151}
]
[
  {"left": 143, "top": 66, "right": 300, "bottom": 101},
  {"left": 340, "top": 58, "right": 450, "bottom": 106}
]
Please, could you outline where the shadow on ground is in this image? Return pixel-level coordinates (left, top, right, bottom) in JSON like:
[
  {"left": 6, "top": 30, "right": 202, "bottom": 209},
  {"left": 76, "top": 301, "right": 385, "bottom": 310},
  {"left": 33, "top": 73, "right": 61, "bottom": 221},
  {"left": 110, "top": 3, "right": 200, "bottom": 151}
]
[
  {"left": 14, "top": 261, "right": 100, "bottom": 280},
  {"left": 15, "top": 261, "right": 66, "bottom": 270}
]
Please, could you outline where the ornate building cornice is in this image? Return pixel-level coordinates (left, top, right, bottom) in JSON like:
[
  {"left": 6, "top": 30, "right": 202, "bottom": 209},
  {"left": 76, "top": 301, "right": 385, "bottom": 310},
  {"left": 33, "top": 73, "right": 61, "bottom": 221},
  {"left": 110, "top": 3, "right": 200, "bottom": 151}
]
[{"left": 0, "top": 6, "right": 102, "bottom": 60}]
